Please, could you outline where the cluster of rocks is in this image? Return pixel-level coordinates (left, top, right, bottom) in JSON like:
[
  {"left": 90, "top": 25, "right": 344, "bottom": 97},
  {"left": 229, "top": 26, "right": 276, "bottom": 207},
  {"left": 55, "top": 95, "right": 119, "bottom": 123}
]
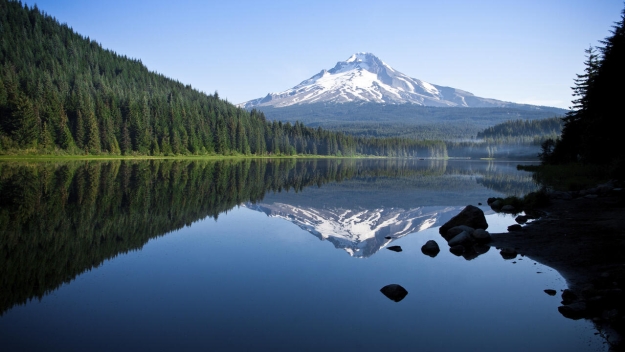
[
  {"left": 554, "top": 267, "right": 625, "bottom": 339},
  {"left": 436, "top": 205, "right": 492, "bottom": 260}
]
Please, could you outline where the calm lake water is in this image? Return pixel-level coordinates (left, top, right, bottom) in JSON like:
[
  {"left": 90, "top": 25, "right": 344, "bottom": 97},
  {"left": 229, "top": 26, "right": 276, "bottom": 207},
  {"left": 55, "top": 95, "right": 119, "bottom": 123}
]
[{"left": 0, "top": 159, "right": 606, "bottom": 351}]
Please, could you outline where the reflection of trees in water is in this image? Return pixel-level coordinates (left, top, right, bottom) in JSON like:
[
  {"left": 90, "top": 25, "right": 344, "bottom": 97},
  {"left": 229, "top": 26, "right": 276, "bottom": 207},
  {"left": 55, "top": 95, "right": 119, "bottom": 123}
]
[{"left": 0, "top": 158, "right": 533, "bottom": 315}]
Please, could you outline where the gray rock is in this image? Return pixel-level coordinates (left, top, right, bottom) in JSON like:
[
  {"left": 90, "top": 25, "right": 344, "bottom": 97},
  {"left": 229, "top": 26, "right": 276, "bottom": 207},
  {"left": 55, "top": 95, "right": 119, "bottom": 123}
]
[
  {"left": 387, "top": 246, "right": 402, "bottom": 252},
  {"left": 501, "top": 205, "right": 516, "bottom": 213},
  {"left": 471, "top": 229, "right": 491, "bottom": 242},
  {"left": 421, "top": 240, "right": 440, "bottom": 257},
  {"left": 449, "top": 245, "right": 465, "bottom": 256},
  {"left": 444, "top": 225, "right": 475, "bottom": 241},
  {"left": 473, "top": 243, "right": 490, "bottom": 255},
  {"left": 500, "top": 248, "right": 517, "bottom": 260},
  {"left": 448, "top": 231, "right": 472, "bottom": 246},
  {"left": 439, "top": 205, "right": 488, "bottom": 235},
  {"left": 380, "top": 284, "right": 408, "bottom": 302}
]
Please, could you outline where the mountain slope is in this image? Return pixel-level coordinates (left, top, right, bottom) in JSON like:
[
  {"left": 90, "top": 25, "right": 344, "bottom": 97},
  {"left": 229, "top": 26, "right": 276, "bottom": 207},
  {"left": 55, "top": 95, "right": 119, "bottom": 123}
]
[{"left": 241, "top": 53, "right": 545, "bottom": 109}]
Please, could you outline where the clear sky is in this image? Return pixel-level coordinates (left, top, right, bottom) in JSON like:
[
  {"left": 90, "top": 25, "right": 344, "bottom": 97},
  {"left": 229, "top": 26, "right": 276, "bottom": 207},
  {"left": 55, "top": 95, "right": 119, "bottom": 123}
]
[{"left": 25, "top": 0, "right": 624, "bottom": 109}]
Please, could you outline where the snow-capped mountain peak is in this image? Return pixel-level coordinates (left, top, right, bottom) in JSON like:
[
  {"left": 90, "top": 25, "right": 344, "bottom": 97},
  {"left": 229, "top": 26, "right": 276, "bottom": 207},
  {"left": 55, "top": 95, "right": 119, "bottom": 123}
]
[{"left": 239, "top": 53, "right": 510, "bottom": 108}]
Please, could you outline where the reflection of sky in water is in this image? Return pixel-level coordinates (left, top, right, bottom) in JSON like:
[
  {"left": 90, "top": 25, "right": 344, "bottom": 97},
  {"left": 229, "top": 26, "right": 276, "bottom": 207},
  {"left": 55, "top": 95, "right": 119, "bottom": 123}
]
[{"left": 0, "top": 207, "right": 606, "bottom": 351}]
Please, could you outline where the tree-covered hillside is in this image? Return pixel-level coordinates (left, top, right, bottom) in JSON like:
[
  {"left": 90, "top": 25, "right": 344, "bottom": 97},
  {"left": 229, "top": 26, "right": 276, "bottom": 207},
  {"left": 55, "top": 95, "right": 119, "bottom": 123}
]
[
  {"left": 0, "top": 0, "right": 445, "bottom": 158},
  {"left": 256, "top": 102, "right": 566, "bottom": 140}
]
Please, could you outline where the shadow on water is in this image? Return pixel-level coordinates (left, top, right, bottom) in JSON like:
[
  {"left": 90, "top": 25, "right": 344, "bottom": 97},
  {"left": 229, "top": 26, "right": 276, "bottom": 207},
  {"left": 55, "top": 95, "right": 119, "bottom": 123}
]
[{"left": 0, "top": 158, "right": 537, "bottom": 316}]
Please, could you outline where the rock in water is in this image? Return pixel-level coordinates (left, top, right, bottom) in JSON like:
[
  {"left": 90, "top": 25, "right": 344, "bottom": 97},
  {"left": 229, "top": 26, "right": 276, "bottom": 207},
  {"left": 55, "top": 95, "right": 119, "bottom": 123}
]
[
  {"left": 500, "top": 248, "right": 517, "bottom": 260},
  {"left": 449, "top": 245, "right": 465, "bottom": 256},
  {"left": 544, "top": 289, "right": 557, "bottom": 296},
  {"left": 507, "top": 224, "right": 522, "bottom": 232},
  {"left": 380, "top": 284, "right": 408, "bottom": 302},
  {"left": 471, "top": 229, "right": 491, "bottom": 242},
  {"left": 448, "top": 231, "right": 471, "bottom": 246},
  {"left": 387, "top": 246, "right": 402, "bottom": 252},
  {"left": 421, "top": 240, "right": 440, "bottom": 257},
  {"left": 439, "top": 205, "right": 488, "bottom": 235}
]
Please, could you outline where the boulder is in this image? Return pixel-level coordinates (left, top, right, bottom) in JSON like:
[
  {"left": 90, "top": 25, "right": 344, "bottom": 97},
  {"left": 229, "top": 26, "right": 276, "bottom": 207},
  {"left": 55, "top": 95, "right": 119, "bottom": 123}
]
[
  {"left": 500, "top": 205, "right": 516, "bottom": 213},
  {"left": 380, "top": 284, "right": 408, "bottom": 302},
  {"left": 444, "top": 226, "right": 475, "bottom": 241},
  {"left": 473, "top": 243, "right": 490, "bottom": 255},
  {"left": 421, "top": 240, "right": 440, "bottom": 257},
  {"left": 507, "top": 224, "right": 522, "bottom": 232},
  {"left": 449, "top": 245, "right": 465, "bottom": 256},
  {"left": 387, "top": 246, "right": 402, "bottom": 252},
  {"left": 544, "top": 289, "right": 557, "bottom": 296},
  {"left": 561, "top": 289, "right": 578, "bottom": 304},
  {"left": 471, "top": 229, "right": 491, "bottom": 242},
  {"left": 448, "top": 231, "right": 472, "bottom": 246},
  {"left": 500, "top": 247, "right": 517, "bottom": 260},
  {"left": 515, "top": 215, "right": 528, "bottom": 224},
  {"left": 439, "top": 205, "right": 488, "bottom": 235},
  {"left": 487, "top": 197, "right": 498, "bottom": 205}
]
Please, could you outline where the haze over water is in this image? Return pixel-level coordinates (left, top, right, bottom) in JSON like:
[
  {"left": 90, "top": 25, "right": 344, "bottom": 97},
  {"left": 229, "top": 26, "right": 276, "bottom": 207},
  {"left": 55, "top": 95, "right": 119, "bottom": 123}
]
[{"left": 0, "top": 159, "right": 606, "bottom": 351}]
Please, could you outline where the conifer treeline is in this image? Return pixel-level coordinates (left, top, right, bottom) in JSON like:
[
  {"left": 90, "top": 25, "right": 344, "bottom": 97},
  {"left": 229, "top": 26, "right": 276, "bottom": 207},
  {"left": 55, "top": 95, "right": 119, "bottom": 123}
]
[
  {"left": 0, "top": 0, "right": 446, "bottom": 158},
  {"left": 543, "top": 5, "right": 625, "bottom": 171}
]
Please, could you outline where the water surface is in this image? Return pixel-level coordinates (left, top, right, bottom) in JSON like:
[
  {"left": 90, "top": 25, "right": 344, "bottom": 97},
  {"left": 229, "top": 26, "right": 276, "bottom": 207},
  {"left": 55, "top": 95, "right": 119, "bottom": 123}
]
[{"left": 0, "top": 159, "right": 606, "bottom": 351}]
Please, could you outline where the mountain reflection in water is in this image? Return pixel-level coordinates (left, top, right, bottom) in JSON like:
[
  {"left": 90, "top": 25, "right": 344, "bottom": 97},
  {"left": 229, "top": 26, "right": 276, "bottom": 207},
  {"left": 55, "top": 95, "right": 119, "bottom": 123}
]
[{"left": 0, "top": 158, "right": 536, "bottom": 316}]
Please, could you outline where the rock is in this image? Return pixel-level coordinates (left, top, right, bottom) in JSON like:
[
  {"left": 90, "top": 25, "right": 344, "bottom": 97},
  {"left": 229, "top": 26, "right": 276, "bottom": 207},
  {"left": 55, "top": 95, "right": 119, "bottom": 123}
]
[
  {"left": 500, "top": 248, "right": 517, "bottom": 260},
  {"left": 562, "top": 289, "right": 578, "bottom": 304},
  {"left": 471, "top": 229, "right": 491, "bottom": 242},
  {"left": 515, "top": 215, "right": 528, "bottom": 224},
  {"left": 443, "top": 225, "right": 474, "bottom": 241},
  {"left": 501, "top": 205, "right": 516, "bottom": 213},
  {"left": 473, "top": 243, "right": 490, "bottom": 255},
  {"left": 507, "top": 224, "right": 522, "bottom": 232},
  {"left": 487, "top": 197, "right": 498, "bottom": 205},
  {"left": 584, "top": 194, "right": 598, "bottom": 199},
  {"left": 449, "top": 245, "right": 465, "bottom": 256},
  {"left": 462, "top": 246, "right": 480, "bottom": 261},
  {"left": 478, "top": 202, "right": 482, "bottom": 205},
  {"left": 384, "top": 236, "right": 392, "bottom": 239},
  {"left": 558, "top": 302, "right": 587, "bottom": 320},
  {"left": 421, "top": 240, "right": 440, "bottom": 257},
  {"left": 387, "top": 246, "right": 402, "bottom": 252},
  {"left": 448, "top": 231, "right": 472, "bottom": 246},
  {"left": 380, "top": 284, "right": 408, "bottom": 302},
  {"left": 544, "top": 289, "right": 557, "bottom": 296},
  {"left": 439, "top": 205, "right": 488, "bottom": 235}
]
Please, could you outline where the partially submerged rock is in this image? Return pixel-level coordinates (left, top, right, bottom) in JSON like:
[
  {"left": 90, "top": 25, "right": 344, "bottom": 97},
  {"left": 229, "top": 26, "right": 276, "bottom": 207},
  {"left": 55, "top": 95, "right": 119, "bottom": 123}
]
[
  {"left": 421, "top": 240, "right": 440, "bottom": 257},
  {"left": 380, "top": 284, "right": 408, "bottom": 302},
  {"left": 439, "top": 205, "right": 488, "bottom": 235},
  {"left": 448, "top": 231, "right": 471, "bottom": 246},
  {"left": 449, "top": 245, "right": 465, "bottom": 256},
  {"left": 501, "top": 205, "right": 516, "bottom": 213},
  {"left": 544, "top": 289, "right": 557, "bottom": 296},
  {"left": 500, "top": 247, "right": 517, "bottom": 260},
  {"left": 471, "top": 229, "right": 491, "bottom": 242},
  {"left": 387, "top": 246, "right": 402, "bottom": 252},
  {"left": 507, "top": 224, "right": 522, "bottom": 232},
  {"left": 444, "top": 225, "right": 475, "bottom": 241}
]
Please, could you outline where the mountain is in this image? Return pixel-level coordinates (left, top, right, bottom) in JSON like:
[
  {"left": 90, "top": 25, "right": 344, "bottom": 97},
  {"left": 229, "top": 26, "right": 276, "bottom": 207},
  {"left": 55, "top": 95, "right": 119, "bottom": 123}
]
[
  {"left": 245, "top": 202, "right": 459, "bottom": 258},
  {"left": 240, "top": 53, "right": 540, "bottom": 109}
]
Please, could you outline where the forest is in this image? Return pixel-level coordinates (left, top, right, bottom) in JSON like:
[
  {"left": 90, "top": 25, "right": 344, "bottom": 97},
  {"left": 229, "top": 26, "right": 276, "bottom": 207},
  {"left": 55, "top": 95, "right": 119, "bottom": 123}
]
[
  {"left": 0, "top": 0, "right": 446, "bottom": 158},
  {"left": 541, "top": 5, "right": 625, "bottom": 177}
]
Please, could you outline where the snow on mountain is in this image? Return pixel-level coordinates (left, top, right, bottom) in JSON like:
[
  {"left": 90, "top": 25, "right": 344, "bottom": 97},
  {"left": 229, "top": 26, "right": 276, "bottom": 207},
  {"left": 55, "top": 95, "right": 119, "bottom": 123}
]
[
  {"left": 243, "top": 202, "right": 460, "bottom": 257},
  {"left": 239, "top": 52, "right": 513, "bottom": 108}
]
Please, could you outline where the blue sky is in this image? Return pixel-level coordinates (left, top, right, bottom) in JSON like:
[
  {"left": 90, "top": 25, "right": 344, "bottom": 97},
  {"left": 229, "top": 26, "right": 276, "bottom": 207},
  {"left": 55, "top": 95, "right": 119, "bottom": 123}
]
[{"left": 26, "top": 0, "right": 624, "bottom": 108}]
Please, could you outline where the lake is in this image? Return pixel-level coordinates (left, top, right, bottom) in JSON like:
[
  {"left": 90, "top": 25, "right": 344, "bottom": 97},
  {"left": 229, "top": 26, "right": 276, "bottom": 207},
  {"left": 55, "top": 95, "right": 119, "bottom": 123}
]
[{"left": 0, "top": 159, "right": 606, "bottom": 351}]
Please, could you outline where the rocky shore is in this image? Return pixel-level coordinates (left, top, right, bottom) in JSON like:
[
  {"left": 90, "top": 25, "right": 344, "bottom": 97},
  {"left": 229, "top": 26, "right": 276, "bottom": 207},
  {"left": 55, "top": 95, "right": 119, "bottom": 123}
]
[{"left": 487, "top": 184, "right": 625, "bottom": 350}]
